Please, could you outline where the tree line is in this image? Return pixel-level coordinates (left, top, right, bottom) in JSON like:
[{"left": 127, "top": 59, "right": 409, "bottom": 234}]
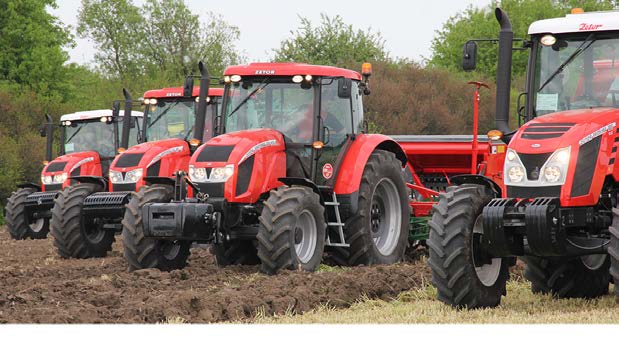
[{"left": 0, "top": 0, "right": 615, "bottom": 216}]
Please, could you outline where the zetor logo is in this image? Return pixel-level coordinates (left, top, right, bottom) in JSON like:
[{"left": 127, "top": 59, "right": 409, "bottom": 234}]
[
  {"left": 166, "top": 92, "right": 182, "bottom": 97},
  {"left": 579, "top": 23, "right": 603, "bottom": 31},
  {"left": 255, "top": 70, "right": 275, "bottom": 75}
]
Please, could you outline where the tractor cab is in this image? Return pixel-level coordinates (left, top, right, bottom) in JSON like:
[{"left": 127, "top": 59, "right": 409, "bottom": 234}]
[{"left": 218, "top": 63, "right": 369, "bottom": 186}]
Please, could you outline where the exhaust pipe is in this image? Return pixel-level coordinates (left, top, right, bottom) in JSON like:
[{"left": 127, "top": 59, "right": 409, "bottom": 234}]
[
  {"left": 193, "top": 61, "right": 210, "bottom": 143},
  {"left": 44, "top": 114, "right": 54, "bottom": 162},
  {"left": 494, "top": 8, "right": 513, "bottom": 134},
  {"left": 120, "top": 88, "right": 132, "bottom": 150}
]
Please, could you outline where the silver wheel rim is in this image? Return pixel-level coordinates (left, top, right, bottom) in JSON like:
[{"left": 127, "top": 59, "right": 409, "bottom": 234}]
[
  {"left": 472, "top": 215, "right": 502, "bottom": 287},
  {"left": 580, "top": 254, "right": 607, "bottom": 270},
  {"left": 370, "top": 178, "right": 402, "bottom": 256},
  {"left": 162, "top": 241, "right": 181, "bottom": 260},
  {"left": 29, "top": 218, "right": 45, "bottom": 233},
  {"left": 294, "top": 210, "right": 317, "bottom": 264}
]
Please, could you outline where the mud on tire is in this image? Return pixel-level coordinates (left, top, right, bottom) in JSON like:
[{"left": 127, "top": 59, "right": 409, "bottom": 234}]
[
  {"left": 122, "top": 185, "right": 191, "bottom": 271},
  {"left": 428, "top": 184, "right": 509, "bottom": 308},
  {"left": 523, "top": 255, "right": 610, "bottom": 298},
  {"left": 257, "top": 186, "right": 325, "bottom": 275},
  {"left": 51, "top": 183, "right": 115, "bottom": 258},
  {"left": 211, "top": 239, "right": 260, "bottom": 266},
  {"left": 328, "top": 150, "right": 409, "bottom": 266}
]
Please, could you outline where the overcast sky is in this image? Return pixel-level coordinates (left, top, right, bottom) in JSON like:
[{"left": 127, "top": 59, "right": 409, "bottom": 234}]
[{"left": 50, "top": 0, "right": 493, "bottom": 65}]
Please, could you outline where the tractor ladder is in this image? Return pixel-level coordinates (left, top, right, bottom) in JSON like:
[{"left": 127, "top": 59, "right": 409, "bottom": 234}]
[{"left": 323, "top": 190, "right": 349, "bottom": 247}]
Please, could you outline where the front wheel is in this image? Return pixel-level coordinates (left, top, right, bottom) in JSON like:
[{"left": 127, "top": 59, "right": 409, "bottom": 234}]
[
  {"left": 257, "top": 186, "right": 326, "bottom": 274},
  {"left": 607, "top": 207, "right": 618, "bottom": 300},
  {"left": 328, "top": 150, "right": 409, "bottom": 266},
  {"left": 51, "top": 183, "right": 115, "bottom": 258},
  {"left": 122, "top": 185, "right": 191, "bottom": 271},
  {"left": 428, "top": 184, "right": 509, "bottom": 308},
  {"left": 5, "top": 187, "right": 50, "bottom": 240}
]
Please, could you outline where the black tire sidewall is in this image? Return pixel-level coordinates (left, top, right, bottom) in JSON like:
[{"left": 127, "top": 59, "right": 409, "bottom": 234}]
[
  {"left": 5, "top": 187, "right": 36, "bottom": 240},
  {"left": 289, "top": 192, "right": 326, "bottom": 271}
]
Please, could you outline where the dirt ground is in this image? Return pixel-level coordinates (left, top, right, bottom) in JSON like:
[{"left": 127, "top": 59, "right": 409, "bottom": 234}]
[{"left": 0, "top": 230, "right": 431, "bottom": 323}]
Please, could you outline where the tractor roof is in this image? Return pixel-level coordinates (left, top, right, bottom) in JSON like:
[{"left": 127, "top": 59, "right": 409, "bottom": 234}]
[
  {"left": 60, "top": 109, "right": 143, "bottom": 122},
  {"left": 143, "top": 87, "right": 224, "bottom": 99},
  {"left": 224, "top": 63, "right": 362, "bottom": 80},
  {"left": 529, "top": 10, "right": 619, "bottom": 35}
]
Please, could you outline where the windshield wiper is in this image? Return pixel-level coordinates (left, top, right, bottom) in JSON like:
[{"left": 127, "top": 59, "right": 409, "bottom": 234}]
[
  {"left": 538, "top": 33, "right": 596, "bottom": 92},
  {"left": 147, "top": 101, "right": 181, "bottom": 129},
  {"left": 227, "top": 79, "right": 270, "bottom": 118},
  {"left": 65, "top": 125, "right": 84, "bottom": 144}
]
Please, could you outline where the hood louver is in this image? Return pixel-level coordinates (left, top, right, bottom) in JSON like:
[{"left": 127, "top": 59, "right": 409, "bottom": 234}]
[{"left": 521, "top": 122, "right": 575, "bottom": 140}]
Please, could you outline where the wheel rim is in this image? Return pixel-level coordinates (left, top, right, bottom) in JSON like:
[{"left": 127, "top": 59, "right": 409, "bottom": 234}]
[
  {"left": 472, "top": 215, "right": 502, "bottom": 287},
  {"left": 370, "top": 178, "right": 402, "bottom": 256},
  {"left": 161, "top": 241, "right": 182, "bottom": 260},
  {"left": 580, "top": 254, "right": 607, "bottom": 270},
  {"left": 29, "top": 218, "right": 45, "bottom": 233},
  {"left": 83, "top": 222, "right": 106, "bottom": 243},
  {"left": 294, "top": 210, "right": 317, "bottom": 264}
]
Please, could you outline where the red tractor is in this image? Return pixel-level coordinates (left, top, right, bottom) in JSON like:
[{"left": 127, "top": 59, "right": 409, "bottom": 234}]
[
  {"left": 51, "top": 63, "right": 223, "bottom": 259},
  {"left": 430, "top": 8, "right": 618, "bottom": 308},
  {"left": 5, "top": 97, "right": 143, "bottom": 241},
  {"left": 122, "top": 62, "right": 413, "bottom": 273}
]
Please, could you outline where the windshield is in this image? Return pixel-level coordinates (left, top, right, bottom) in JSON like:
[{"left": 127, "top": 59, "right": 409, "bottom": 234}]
[
  {"left": 64, "top": 120, "right": 116, "bottom": 158},
  {"left": 533, "top": 34, "right": 619, "bottom": 115},
  {"left": 145, "top": 99, "right": 196, "bottom": 141}
]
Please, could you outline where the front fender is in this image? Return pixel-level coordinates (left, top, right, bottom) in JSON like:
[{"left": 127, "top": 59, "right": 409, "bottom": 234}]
[{"left": 333, "top": 134, "right": 407, "bottom": 195}]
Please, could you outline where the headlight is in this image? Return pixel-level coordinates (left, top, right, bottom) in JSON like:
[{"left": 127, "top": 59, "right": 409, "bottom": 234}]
[
  {"left": 124, "top": 168, "right": 143, "bottom": 183},
  {"left": 543, "top": 165, "right": 561, "bottom": 183},
  {"left": 109, "top": 170, "right": 123, "bottom": 184},
  {"left": 507, "top": 165, "right": 525, "bottom": 183},
  {"left": 53, "top": 173, "right": 68, "bottom": 184},
  {"left": 41, "top": 175, "right": 53, "bottom": 185},
  {"left": 210, "top": 165, "right": 234, "bottom": 182},
  {"left": 540, "top": 147, "right": 570, "bottom": 185},
  {"left": 189, "top": 165, "right": 207, "bottom": 182}
]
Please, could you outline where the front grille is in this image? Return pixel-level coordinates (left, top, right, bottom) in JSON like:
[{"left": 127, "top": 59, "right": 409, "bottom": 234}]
[
  {"left": 115, "top": 153, "right": 144, "bottom": 167},
  {"left": 196, "top": 182, "right": 224, "bottom": 197},
  {"left": 571, "top": 135, "right": 601, "bottom": 197},
  {"left": 521, "top": 123, "right": 574, "bottom": 140},
  {"left": 506, "top": 185, "right": 561, "bottom": 198},
  {"left": 43, "top": 184, "right": 62, "bottom": 192},
  {"left": 111, "top": 183, "right": 137, "bottom": 192},
  {"left": 518, "top": 153, "right": 551, "bottom": 181},
  {"left": 236, "top": 156, "right": 254, "bottom": 196},
  {"left": 46, "top": 161, "right": 67, "bottom": 172},
  {"left": 25, "top": 191, "right": 58, "bottom": 206}
]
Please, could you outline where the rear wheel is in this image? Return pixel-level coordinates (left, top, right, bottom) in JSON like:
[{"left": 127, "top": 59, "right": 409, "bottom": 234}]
[
  {"left": 328, "top": 150, "right": 409, "bottom": 266},
  {"left": 428, "top": 184, "right": 509, "bottom": 308},
  {"left": 612, "top": 208, "right": 619, "bottom": 299},
  {"left": 257, "top": 186, "right": 325, "bottom": 274},
  {"left": 122, "top": 185, "right": 191, "bottom": 271},
  {"left": 51, "top": 183, "right": 115, "bottom": 258},
  {"left": 523, "top": 255, "right": 610, "bottom": 298},
  {"left": 211, "top": 239, "right": 260, "bottom": 266}
]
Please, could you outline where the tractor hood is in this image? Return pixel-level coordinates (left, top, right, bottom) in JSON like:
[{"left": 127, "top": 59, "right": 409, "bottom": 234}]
[
  {"left": 110, "top": 138, "right": 190, "bottom": 172},
  {"left": 43, "top": 151, "right": 101, "bottom": 176},
  {"left": 189, "top": 128, "right": 287, "bottom": 203},
  {"left": 509, "top": 107, "right": 618, "bottom": 154}
]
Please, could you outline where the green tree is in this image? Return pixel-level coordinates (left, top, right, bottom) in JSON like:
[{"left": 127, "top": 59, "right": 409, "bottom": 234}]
[
  {"left": 77, "top": 0, "right": 145, "bottom": 81},
  {"left": 0, "top": 0, "right": 73, "bottom": 97},
  {"left": 273, "top": 14, "right": 388, "bottom": 66},
  {"left": 429, "top": 0, "right": 615, "bottom": 77}
]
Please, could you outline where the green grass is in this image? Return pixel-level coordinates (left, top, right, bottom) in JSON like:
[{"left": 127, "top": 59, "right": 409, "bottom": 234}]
[{"left": 251, "top": 280, "right": 618, "bottom": 324}]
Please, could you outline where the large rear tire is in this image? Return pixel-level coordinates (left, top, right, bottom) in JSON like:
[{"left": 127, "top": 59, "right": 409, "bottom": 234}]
[
  {"left": 51, "top": 183, "right": 115, "bottom": 258},
  {"left": 257, "top": 186, "right": 325, "bottom": 275},
  {"left": 211, "top": 239, "right": 260, "bottom": 266},
  {"left": 428, "top": 184, "right": 509, "bottom": 308},
  {"left": 608, "top": 208, "right": 618, "bottom": 300},
  {"left": 328, "top": 150, "right": 409, "bottom": 266},
  {"left": 51, "top": 184, "right": 114, "bottom": 259},
  {"left": 523, "top": 255, "right": 610, "bottom": 298},
  {"left": 122, "top": 185, "right": 191, "bottom": 271}
]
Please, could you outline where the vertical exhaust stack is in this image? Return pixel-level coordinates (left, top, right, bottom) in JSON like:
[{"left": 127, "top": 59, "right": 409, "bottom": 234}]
[
  {"left": 44, "top": 114, "right": 54, "bottom": 162},
  {"left": 494, "top": 8, "right": 513, "bottom": 134},
  {"left": 120, "top": 88, "right": 132, "bottom": 150},
  {"left": 193, "top": 61, "right": 210, "bottom": 143}
]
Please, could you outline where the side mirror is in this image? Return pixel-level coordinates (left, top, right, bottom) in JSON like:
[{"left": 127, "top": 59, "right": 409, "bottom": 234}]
[
  {"left": 183, "top": 76, "right": 194, "bottom": 97},
  {"left": 462, "top": 41, "right": 478, "bottom": 71},
  {"left": 338, "top": 78, "right": 352, "bottom": 98},
  {"left": 39, "top": 125, "right": 47, "bottom": 137}
]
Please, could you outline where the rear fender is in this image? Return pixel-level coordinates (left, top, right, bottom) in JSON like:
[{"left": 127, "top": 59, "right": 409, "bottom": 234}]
[
  {"left": 71, "top": 176, "right": 107, "bottom": 190},
  {"left": 17, "top": 183, "right": 41, "bottom": 191},
  {"left": 333, "top": 134, "right": 407, "bottom": 195}
]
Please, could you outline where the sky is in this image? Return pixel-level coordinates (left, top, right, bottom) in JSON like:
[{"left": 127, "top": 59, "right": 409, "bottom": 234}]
[{"left": 50, "top": 0, "right": 494, "bottom": 65}]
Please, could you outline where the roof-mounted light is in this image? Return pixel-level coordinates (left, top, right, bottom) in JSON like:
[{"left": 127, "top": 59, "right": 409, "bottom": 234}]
[
  {"left": 230, "top": 75, "right": 242, "bottom": 83},
  {"left": 149, "top": 98, "right": 157, "bottom": 105},
  {"left": 224, "top": 75, "right": 231, "bottom": 83},
  {"left": 304, "top": 74, "right": 313, "bottom": 82},
  {"left": 362, "top": 62, "right": 373, "bottom": 76},
  {"left": 292, "top": 75, "right": 303, "bottom": 83},
  {"left": 540, "top": 34, "right": 556, "bottom": 47}
]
